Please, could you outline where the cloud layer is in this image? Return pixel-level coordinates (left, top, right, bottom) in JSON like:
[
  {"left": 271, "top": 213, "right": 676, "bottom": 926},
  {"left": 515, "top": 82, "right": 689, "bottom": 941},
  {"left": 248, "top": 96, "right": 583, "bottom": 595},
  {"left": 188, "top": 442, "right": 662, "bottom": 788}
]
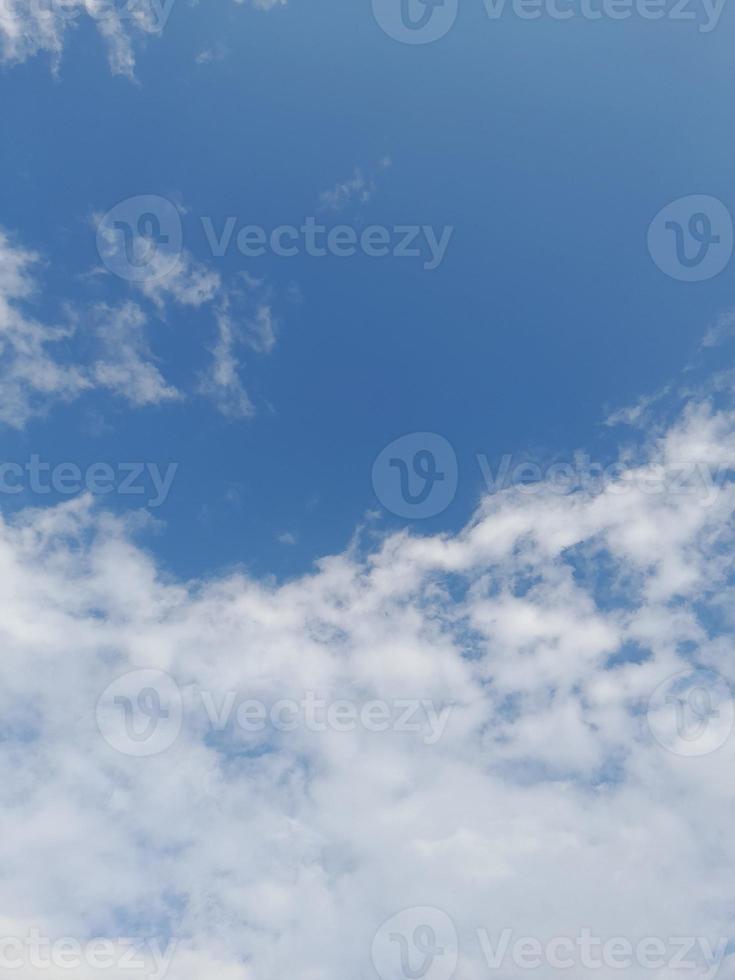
[{"left": 0, "top": 380, "right": 734, "bottom": 979}]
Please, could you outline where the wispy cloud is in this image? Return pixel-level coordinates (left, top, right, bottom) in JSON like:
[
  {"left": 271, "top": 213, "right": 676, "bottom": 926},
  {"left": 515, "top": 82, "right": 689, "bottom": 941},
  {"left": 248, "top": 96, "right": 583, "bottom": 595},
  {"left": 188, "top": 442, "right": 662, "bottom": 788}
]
[
  {"left": 0, "top": 225, "right": 282, "bottom": 427},
  {"left": 0, "top": 0, "right": 283, "bottom": 79},
  {"left": 198, "top": 274, "right": 279, "bottom": 419},
  {"left": 0, "top": 0, "right": 175, "bottom": 79},
  {"left": 89, "top": 301, "right": 181, "bottom": 406},
  {"left": 195, "top": 42, "right": 228, "bottom": 65},
  {"left": 702, "top": 308, "right": 735, "bottom": 348},
  {"left": 0, "top": 230, "right": 91, "bottom": 428},
  {"left": 318, "top": 157, "right": 392, "bottom": 213}
]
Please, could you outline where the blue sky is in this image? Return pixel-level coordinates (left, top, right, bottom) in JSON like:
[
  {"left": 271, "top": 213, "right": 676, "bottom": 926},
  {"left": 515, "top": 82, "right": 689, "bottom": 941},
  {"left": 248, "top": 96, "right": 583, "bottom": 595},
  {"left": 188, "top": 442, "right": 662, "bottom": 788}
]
[
  {"left": 3, "top": 5, "right": 735, "bottom": 980},
  {"left": 2, "top": 0, "right": 735, "bottom": 581}
]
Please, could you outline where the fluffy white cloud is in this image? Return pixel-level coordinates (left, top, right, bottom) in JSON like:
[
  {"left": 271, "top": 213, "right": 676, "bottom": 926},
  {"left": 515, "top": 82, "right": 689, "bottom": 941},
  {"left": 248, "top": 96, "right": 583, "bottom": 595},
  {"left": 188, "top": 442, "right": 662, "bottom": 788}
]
[{"left": 0, "top": 383, "right": 734, "bottom": 979}]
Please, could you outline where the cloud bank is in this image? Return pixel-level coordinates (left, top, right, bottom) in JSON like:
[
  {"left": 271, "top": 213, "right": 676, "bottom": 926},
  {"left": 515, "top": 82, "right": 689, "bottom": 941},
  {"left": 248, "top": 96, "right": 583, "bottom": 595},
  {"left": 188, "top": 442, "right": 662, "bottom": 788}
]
[{"left": 0, "top": 377, "right": 734, "bottom": 979}]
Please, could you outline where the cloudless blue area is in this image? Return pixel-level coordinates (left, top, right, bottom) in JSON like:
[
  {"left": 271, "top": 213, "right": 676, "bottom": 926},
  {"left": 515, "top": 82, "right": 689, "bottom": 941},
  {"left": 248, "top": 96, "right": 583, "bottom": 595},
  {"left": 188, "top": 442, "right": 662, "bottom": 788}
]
[{"left": 1, "top": 0, "right": 733, "bottom": 580}]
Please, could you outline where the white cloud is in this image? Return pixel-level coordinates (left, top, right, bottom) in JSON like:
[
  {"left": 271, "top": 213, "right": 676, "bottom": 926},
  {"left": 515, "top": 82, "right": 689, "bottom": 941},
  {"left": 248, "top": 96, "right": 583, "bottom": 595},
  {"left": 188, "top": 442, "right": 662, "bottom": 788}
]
[
  {"left": 135, "top": 249, "right": 221, "bottom": 311},
  {"left": 604, "top": 384, "right": 671, "bottom": 428},
  {"left": 0, "top": 0, "right": 173, "bottom": 79},
  {"left": 0, "top": 226, "right": 282, "bottom": 426},
  {"left": 90, "top": 301, "right": 181, "bottom": 405},
  {"left": 1, "top": 0, "right": 286, "bottom": 77},
  {"left": 198, "top": 275, "right": 279, "bottom": 418},
  {"left": 0, "top": 0, "right": 66, "bottom": 68},
  {"left": 702, "top": 308, "right": 735, "bottom": 348},
  {"left": 0, "top": 229, "right": 184, "bottom": 423},
  {"left": 318, "top": 158, "right": 392, "bottom": 213},
  {"left": 233, "top": 0, "right": 287, "bottom": 9},
  {"left": 0, "top": 229, "right": 91, "bottom": 428},
  {"left": 198, "top": 306, "right": 256, "bottom": 419},
  {"left": 194, "top": 42, "right": 227, "bottom": 65},
  {"left": 0, "top": 380, "right": 734, "bottom": 978}
]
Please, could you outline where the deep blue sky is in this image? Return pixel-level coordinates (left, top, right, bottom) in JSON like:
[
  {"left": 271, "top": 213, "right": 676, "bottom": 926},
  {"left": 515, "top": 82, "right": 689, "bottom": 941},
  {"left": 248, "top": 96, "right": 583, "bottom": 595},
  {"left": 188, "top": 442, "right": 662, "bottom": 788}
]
[{"left": 1, "top": 0, "right": 733, "bottom": 580}]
